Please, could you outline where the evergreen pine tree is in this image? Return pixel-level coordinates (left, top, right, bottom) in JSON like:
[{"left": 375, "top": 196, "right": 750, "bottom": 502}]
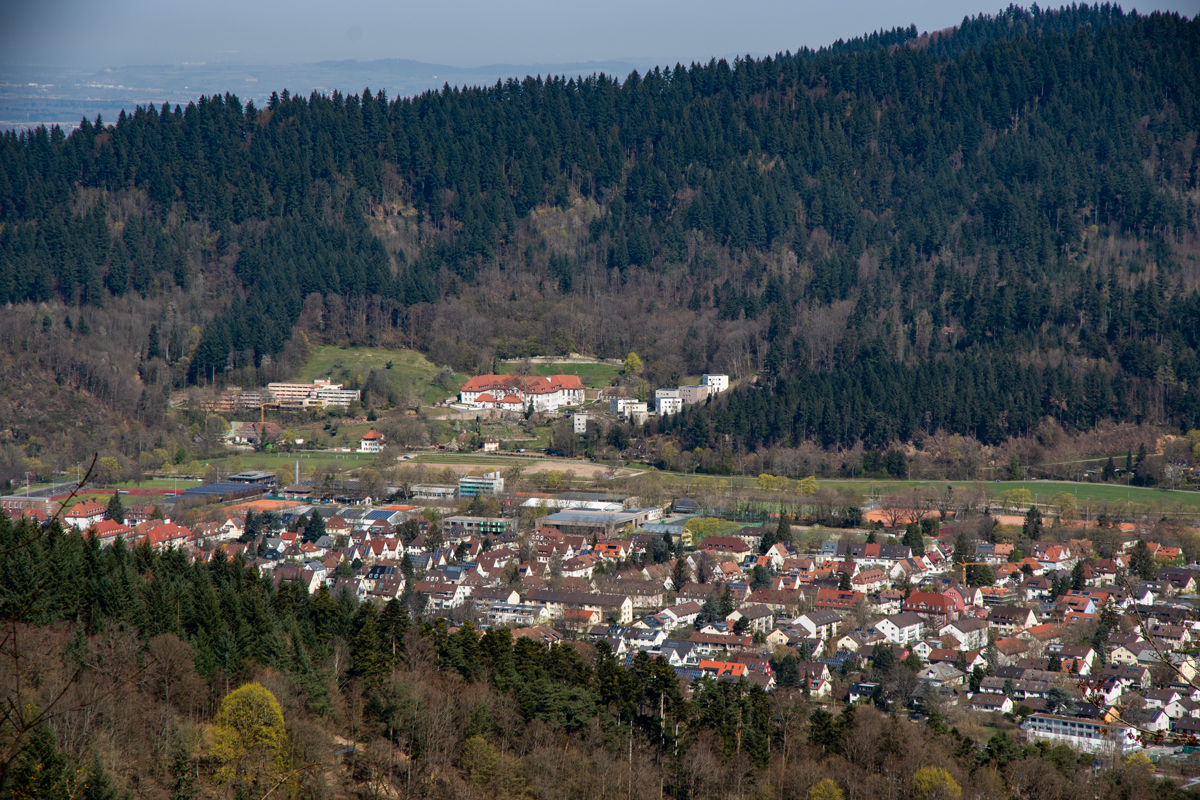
[
  {"left": 105, "top": 492, "right": 124, "bottom": 523},
  {"left": 241, "top": 509, "right": 260, "bottom": 543},
  {"left": 303, "top": 512, "right": 326, "bottom": 544},
  {"left": 1022, "top": 506, "right": 1043, "bottom": 540},
  {"left": 1102, "top": 456, "right": 1116, "bottom": 482}
]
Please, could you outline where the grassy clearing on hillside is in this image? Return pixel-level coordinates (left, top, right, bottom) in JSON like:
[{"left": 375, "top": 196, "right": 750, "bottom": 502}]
[
  {"left": 526, "top": 362, "right": 623, "bottom": 389},
  {"left": 294, "top": 346, "right": 468, "bottom": 404}
]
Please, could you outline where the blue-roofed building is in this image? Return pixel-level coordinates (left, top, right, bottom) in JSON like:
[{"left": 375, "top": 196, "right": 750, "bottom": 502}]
[{"left": 179, "top": 482, "right": 266, "bottom": 501}]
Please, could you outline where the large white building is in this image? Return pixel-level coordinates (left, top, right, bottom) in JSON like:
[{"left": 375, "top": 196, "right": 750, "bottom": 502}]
[
  {"left": 460, "top": 374, "right": 585, "bottom": 412},
  {"left": 1021, "top": 713, "right": 1140, "bottom": 755},
  {"left": 266, "top": 378, "right": 361, "bottom": 409},
  {"left": 656, "top": 396, "right": 683, "bottom": 416}
]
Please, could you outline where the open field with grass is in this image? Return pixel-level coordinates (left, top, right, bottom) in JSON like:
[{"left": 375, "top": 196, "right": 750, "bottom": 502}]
[
  {"left": 407, "top": 452, "right": 628, "bottom": 478},
  {"left": 293, "top": 345, "right": 469, "bottom": 404},
  {"left": 109, "top": 479, "right": 204, "bottom": 490},
  {"left": 646, "top": 469, "right": 1200, "bottom": 513},
  {"left": 815, "top": 479, "right": 1200, "bottom": 510},
  {"left": 198, "top": 451, "right": 383, "bottom": 475},
  {"left": 526, "top": 362, "right": 622, "bottom": 389}
]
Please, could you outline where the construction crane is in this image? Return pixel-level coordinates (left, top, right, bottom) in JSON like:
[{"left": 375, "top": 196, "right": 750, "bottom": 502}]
[{"left": 956, "top": 561, "right": 990, "bottom": 587}]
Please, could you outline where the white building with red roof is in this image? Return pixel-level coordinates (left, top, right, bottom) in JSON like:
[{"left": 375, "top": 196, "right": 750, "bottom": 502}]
[
  {"left": 459, "top": 374, "right": 585, "bottom": 412},
  {"left": 358, "top": 429, "right": 386, "bottom": 453},
  {"left": 63, "top": 499, "right": 107, "bottom": 531},
  {"left": 135, "top": 522, "right": 193, "bottom": 550},
  {"left": 89, "top": 519, "right": 132, "bottom": 545}
]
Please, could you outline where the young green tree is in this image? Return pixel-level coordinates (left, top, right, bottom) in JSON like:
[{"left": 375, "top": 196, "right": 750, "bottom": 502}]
[
  {"left": 912, "top": 766, "right": 961, "bottom": 800},
  {"left": 209, "top": 682, "right": 289, "bottom": 788}
]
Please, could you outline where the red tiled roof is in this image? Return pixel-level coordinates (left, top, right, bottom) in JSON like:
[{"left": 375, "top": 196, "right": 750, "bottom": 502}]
[{"left": 66, "top": 499, "right": 106, "bottom": 518}]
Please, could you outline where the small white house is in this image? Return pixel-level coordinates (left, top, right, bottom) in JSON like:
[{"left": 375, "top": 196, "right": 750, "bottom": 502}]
[
  {"left": 701, "top": 374, "right": 729, "bottom": 393},
  {"left": 358, "top": 429, "right": 386, "bottom": 453}
]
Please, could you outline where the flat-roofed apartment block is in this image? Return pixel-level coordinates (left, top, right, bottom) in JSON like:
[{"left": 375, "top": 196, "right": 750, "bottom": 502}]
[
  {"left": 524, "top": 589, "right": 634, "bottom": 625},
  {"left": 1021, "top": 713, "right": 1139, "bottom": 754},
  {"left": 458, "top": 471, "right": 504, "bottom": 497},
  {"left": 266, "top": 378, "right": 361, "bottom": 409},
  {"left": 443, "top": 516, "right": 514, "bottom": 536}
]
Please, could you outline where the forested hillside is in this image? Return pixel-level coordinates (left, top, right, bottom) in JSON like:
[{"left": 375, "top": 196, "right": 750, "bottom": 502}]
[{"left": 1, "top": 4, "right": 1198, "bottom": 468}]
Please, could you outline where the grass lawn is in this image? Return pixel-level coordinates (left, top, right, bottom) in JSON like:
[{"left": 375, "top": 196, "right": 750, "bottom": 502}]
[
  {"left": 527, "top": 362, "right": 623, "bottom": 389},
  {"left": 408, "top": 454, "right": 531, "bottom": 465},
  {"left": 646, "top": 469, "right": 1200, "bottom": 513},
  {"left": 294, "top": 345, "right": 469, "bottom": 404},
  {"left": 111, "top": 479, "right": 204, "bottom": 490},
  {"left": 201, "top": 451, "right": 383, "bottom": 475},
  {"left": 61, "top": 493, "right": 112, "bottom": 509},
  {"left": 813, "top": 479, "right": 1200, "bottom": 511}
]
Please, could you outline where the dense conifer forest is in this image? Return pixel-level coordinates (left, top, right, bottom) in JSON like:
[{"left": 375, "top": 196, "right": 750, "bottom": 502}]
[{"left": 0, "top": 3, "right": 1198, "bottom": 462}]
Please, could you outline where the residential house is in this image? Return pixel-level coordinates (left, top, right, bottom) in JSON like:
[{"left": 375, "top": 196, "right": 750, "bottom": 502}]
[
  {"left": 877, "top": 612, "right": 925, "bottom": 645},
  {"left": 939, "top": 618, "right": 990, "bottom": 651},
  {"left": 609, "top": 580, "right": 665, "bottom": 608},
  {"left": 358, "top": 430, "right": 386, "bottom": 453},
  {"left": 902, "top": 591, "right": 958, "bottom": 628},
  {"left": 988, "top": 605, "right": 1039, "bottom": 635},
  {"left": 793, "top": 610, "right": 843, "bottom": 642},
  {"left": 89, "top": 519, "right": 132, "bottom": 547},
  {"left": 916, "top": 663, "right": 965, "bottom": 688},
  {"left": 994, "top": 637, "right": 1031, "bottom": 666},
  {"left": 850, "top": 568, "right": 888, "bottom": 593},
  {"left": 700, "top": 536, "right": 753, "bottom": 559},
  {"left": 63, "top": 499, "right": 107, "bottom": 531},
  {"left": 727, "top": 604, "right": 774, "bottom": 634},
  {"left": 524, "top": 590, "right": 634, "bottom": 625},
  {"left": 969, "top": 694, "right": 1015, "bottom": 713},
  {"left": 1046, "top": 644, "right": 1096, "bottom": 675},
  {"left": 813, "top": 588, "right": 865, "bottom": 615},
  {"left": 687, "top": 632, "right": 753, "bottom": 656}
]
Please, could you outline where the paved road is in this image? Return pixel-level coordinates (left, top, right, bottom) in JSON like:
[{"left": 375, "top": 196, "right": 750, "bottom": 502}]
[{"left": 7, "top": 481, "right": 86, "bottom": 499}]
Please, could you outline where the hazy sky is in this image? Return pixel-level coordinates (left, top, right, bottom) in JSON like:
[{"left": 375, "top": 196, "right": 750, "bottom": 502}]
[{"left": 2, "top": 0, "right": 1196, "bottom": 68}]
